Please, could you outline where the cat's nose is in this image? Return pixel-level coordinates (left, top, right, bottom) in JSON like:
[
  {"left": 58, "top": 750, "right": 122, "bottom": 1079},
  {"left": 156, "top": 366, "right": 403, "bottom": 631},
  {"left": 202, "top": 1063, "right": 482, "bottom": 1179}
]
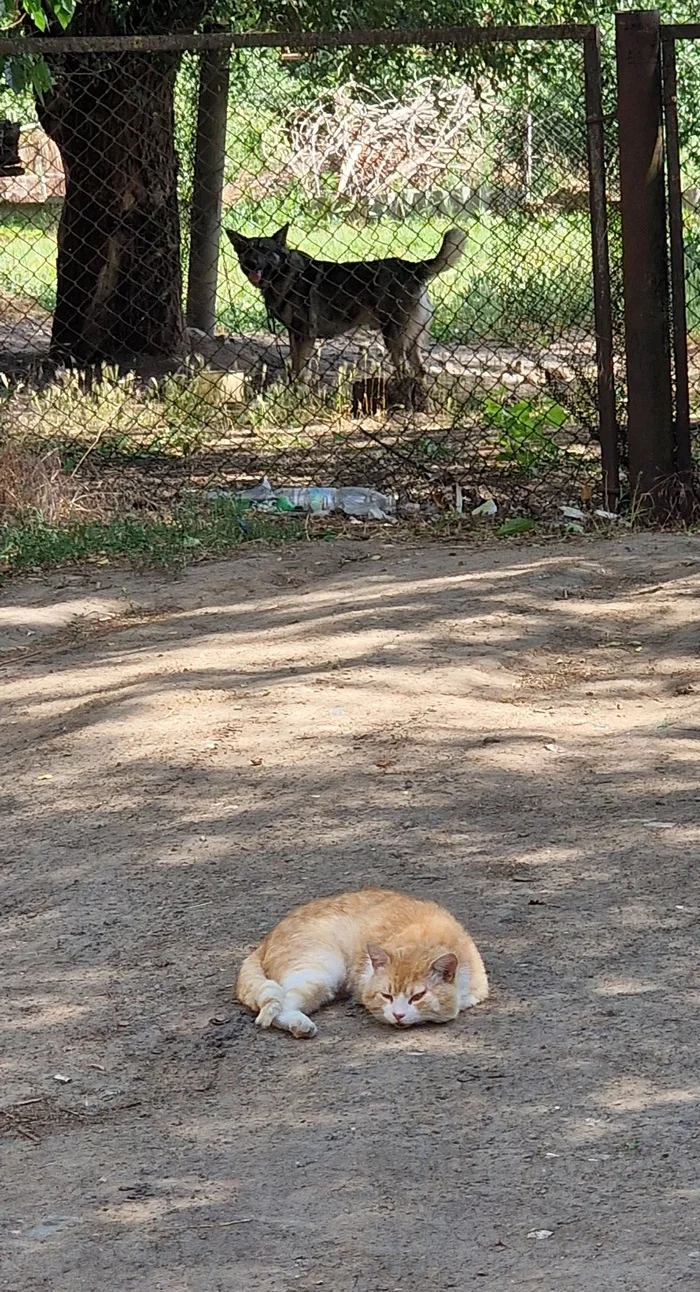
[{"left": 392, "top": 1010, "right": 406, "bottom": 1023}]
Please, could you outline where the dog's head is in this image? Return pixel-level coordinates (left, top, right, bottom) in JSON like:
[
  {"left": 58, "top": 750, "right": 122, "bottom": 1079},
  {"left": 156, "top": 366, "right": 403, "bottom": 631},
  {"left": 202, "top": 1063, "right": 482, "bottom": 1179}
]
[{"left": 226, "top": 225, "right": 290, "bottom": 289}]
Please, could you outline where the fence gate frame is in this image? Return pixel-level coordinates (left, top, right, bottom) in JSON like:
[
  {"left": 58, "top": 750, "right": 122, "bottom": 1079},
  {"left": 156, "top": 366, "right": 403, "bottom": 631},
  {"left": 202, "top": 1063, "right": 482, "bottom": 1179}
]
[
  {"left": 617, "top": 10, "right": 700, "bottom": 509},
  {"left": 660, "top": 19, "right": 698, "bottom": 482},
  {"left": 0, "top": 23, "right": 618, "bottom": 504}
]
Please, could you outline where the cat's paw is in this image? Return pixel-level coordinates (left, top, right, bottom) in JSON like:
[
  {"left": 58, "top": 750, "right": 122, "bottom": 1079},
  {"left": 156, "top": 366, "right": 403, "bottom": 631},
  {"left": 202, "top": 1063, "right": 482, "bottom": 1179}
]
[
  {"left": 276, "top": 1009, "right": 318, "bottom": 1039},
  {"left": 255, "top": 1001, "right": 283, "bottom": 1029}
]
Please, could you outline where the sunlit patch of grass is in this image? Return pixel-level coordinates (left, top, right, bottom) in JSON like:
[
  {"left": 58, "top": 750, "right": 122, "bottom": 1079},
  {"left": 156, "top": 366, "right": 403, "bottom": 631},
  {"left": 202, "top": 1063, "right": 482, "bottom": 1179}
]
[
  {"left": 0, "top": 205, "right": 594, "bottom": 349},
  {"left": 0, "top": 498, "right": 305, "bottom": 573},
  {"left": 217, "top": 207, "right": 594, "bottom": 345},
  {"left": 0, "top": 363, "right": 237, "bottom": 460}
]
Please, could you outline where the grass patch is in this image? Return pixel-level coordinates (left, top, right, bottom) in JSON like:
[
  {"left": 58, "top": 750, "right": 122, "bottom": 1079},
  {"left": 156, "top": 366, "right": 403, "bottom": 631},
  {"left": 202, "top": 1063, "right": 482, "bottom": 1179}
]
[
  {"left": 0, "top": 206, "right": 58, "bottom": 312},
  {"left": 0, "top": 498, "right": 305, "bottom": 573},
  {"left": 217, "top": 207, "right": 595, "bottom": 345},
  {"left": 0, "top": 359, "right": 489, "bottom": 461},
  {"left": 0, "top": 206, "right": 596, "bottom": 349}
]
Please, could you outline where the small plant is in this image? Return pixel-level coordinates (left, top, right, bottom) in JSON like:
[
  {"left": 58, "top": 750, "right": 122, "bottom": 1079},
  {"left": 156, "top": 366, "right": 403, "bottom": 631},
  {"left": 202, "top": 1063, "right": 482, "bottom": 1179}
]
[
  {"left": 497, "top": 516, "right": 535, "bottom": 536},
  {"left": 483, "top": 394, "right": 568, "bottom": 472},
  {"left": 413, "top": 435, "right": 451, "bottom": 462}
]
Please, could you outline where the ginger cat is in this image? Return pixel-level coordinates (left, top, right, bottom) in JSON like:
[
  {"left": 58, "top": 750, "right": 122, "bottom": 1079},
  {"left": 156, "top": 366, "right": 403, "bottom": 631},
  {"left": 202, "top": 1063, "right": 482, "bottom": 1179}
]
[{"left": 236, "top": 888, "right": 488, "bottom": 1038}]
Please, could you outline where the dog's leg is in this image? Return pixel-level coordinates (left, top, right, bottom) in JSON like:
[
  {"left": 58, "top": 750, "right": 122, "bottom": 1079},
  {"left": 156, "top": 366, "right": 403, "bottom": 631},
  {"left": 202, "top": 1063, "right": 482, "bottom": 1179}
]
[
  {"left": 404, "top": 290, "right": 432, "bottom": 378},
  {"left": 289, "top": 332, "right": 316, "bottom": 381},
  {"left": 382, "top": 327, "right": 410, "bottom": 379}
]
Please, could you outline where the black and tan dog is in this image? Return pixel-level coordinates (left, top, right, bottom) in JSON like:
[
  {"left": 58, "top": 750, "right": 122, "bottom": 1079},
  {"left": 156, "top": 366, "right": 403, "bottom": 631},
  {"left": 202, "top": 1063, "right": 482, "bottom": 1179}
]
[{"left": 226, "top": 224, "right": 465, "bottom": 380}]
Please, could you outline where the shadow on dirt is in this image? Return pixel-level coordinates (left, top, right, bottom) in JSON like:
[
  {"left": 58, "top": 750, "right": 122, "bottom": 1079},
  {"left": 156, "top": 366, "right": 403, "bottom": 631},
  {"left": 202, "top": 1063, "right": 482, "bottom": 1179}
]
[{"left": 2, "top": 534, "right": 699, "bottom": 1290}]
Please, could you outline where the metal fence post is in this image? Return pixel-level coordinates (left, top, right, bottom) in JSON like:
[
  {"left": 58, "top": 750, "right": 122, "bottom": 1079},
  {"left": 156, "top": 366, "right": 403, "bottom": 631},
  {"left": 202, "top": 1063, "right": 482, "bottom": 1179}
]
[
  {"left": 583, "top": 26, "right": 619, "bottom": 508},
  {"left": 186, "top": 45, "right": 230, "bottom": 336},
  {"left": 661, "top": 31, "right": 693, "bottom": 478},
  {"left": 615, "top": 10, "right": 675, "bottom": 506}
]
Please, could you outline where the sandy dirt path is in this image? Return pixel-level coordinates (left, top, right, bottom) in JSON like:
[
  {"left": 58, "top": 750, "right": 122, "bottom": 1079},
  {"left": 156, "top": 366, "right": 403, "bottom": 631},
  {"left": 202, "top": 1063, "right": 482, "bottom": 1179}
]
[{"left": 1, "top": 531, "right": 699, "bottom": 1291}]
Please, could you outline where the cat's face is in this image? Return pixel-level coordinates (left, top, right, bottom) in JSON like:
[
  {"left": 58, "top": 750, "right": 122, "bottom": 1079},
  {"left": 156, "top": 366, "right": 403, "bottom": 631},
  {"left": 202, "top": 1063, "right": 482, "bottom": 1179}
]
[
  {"left": 360, "top": 945, "right": 460, "bottom": 1028},
  {"left": 226, "top": 225, "right": 290, "bottom": 288}
]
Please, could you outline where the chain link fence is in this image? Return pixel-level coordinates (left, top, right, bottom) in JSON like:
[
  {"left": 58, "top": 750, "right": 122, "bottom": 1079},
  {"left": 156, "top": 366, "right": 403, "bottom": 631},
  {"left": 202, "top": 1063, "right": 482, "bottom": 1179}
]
[
  {"left": 666, "top": 30, "right": 700, "bottom": 468},
  {"left": 0, "top": 27, "right": 622, "bottom": 527}
]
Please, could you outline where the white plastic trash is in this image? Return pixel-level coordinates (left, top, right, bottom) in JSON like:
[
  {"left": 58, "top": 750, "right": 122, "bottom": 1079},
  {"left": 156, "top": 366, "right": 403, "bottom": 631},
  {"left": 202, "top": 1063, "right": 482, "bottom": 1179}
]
[
  {"left": 336, "top": 487, "right": 396, "bottom": 519},
  {"left": 232, "top": 479, "right": 396, "bottom": 520}
]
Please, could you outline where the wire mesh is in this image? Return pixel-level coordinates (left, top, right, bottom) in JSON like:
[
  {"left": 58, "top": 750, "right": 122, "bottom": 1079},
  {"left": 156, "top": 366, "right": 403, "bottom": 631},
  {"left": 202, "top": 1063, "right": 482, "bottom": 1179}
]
[
  {"left": 0, "top": 31, "right": 620, "bottom": 525},
  {"left": 673, "top": 37, "right": 700, "bottom": 463}
]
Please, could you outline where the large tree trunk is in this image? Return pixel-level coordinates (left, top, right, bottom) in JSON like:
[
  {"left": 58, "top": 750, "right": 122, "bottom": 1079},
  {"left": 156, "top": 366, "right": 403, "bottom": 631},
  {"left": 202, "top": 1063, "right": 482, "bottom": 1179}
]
[{"left": 38, "top": 50, "right": 186, "bottom": 364}]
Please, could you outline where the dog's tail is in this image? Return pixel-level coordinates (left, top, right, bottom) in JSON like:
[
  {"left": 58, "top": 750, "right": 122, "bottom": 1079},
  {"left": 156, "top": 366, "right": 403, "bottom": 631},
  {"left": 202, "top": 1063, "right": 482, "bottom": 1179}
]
[
  {"left": 420, "top": 228, "right": 466, "bottom": 279},
  {"left": 236, "top": 946, "right": 285, "bottom": 1028}
]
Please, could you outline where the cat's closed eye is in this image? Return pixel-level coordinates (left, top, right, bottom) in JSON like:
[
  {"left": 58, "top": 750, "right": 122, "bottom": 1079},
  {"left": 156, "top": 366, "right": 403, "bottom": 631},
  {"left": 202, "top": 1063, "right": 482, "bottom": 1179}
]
[
  {"left": 380, "top": 992, "right": 394, "bottom": 1002},
  {"left": 410, "top": 990, "right": 426, "bottom": 1003}
]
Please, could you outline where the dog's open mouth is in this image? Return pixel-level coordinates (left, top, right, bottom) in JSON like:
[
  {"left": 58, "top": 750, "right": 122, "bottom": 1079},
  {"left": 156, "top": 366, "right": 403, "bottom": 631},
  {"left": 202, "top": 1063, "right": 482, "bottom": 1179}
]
[{"left": 247, "top": 270, "right": 263, "bottom": 287}]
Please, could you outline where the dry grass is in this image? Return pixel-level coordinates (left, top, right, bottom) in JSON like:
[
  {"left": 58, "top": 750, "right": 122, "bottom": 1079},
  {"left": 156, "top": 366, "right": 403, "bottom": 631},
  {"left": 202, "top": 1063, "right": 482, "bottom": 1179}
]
[{"left": 0, "top": 443, "right": 104, "bottom": 524}]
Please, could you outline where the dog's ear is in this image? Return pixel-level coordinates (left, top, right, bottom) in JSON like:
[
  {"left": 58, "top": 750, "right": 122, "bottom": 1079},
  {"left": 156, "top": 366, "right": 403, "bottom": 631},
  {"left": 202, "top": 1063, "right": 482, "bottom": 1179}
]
[
  {"left": 226, "top": 229, "right": 247, "bottom": 252},
  {"left": 272, "top": 224, "right": 289, "bottom": 247}
]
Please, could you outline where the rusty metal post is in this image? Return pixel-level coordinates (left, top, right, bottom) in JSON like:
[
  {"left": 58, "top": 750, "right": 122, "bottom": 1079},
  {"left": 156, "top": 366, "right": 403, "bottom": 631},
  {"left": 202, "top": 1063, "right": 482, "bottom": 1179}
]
[
  {"left": 616, "top": 10, "right": 675, "bottom": 504},
  {"left": 186, "top": 45, "right": 230, "bottom": 335},
  {"left": 661, "top": 31, "right": 692, "bottom": 477},
  {"left": 583, "top": 27, "right": 619, "bottom": 507}
]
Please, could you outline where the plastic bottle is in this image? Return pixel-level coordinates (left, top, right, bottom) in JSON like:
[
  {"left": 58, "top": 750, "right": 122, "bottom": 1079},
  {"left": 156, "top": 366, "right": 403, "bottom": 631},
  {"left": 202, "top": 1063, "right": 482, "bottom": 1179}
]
[
  {"left": 336, "top": 487, "right": 396, "bottom": 519},
  {"left": 275, "top": 486, "right": 338, "bottom": 512}
]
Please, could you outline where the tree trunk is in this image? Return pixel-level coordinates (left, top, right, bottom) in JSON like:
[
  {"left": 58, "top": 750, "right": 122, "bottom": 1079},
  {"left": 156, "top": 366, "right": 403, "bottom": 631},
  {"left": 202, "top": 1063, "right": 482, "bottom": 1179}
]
[{"left": 38, "top": 50, "right": 186, "bottom": 364}]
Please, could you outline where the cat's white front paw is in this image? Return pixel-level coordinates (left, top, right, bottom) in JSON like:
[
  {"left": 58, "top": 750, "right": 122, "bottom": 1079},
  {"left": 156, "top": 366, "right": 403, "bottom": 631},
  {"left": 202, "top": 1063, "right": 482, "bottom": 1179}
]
[
  {"left": 256, "top": 1001, "right": 282, "bottom": 1028},
  {"left": 276, "top": 1009, "right": 318, "bottom": 1039}
]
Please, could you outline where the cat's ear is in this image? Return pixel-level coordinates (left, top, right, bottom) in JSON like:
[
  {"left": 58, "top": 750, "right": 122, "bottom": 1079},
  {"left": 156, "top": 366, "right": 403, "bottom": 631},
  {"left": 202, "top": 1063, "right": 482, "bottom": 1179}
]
[
  {"left": 272, "top": 223, "right": 289, "bottom": 246},
  {"left": 226, "top": 229, "right": 247, "bottom": 252},
  {"left": 367, "top": 942, "right": 389, "bottom": 971},
  {"left": 429, "top": 953, "right": 458, "bottom": 984}
]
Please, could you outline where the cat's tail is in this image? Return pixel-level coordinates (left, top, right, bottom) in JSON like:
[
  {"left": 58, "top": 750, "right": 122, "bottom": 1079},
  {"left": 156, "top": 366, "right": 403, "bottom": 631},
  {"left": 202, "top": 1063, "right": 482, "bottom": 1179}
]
[{"left": 236, "top": 947, "right": 285, "bottom": 1028}]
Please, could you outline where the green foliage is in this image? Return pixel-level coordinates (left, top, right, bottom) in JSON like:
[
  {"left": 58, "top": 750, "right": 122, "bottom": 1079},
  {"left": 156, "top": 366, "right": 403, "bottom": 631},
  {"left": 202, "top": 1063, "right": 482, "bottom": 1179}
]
[
  {"left": 0, "top": 498, "right": 304, "bottom": 571},
  {"left": 497, "top": 515, "right": 535, "bottom": 534},
  {"left": 0, "top": 1, "right": 75, "bottom": 32},
  {"left": 0, "top": 1, "right": 74, "bottom": 94},
  {"left": 0, "top": 205, "right": 597, "bottom": 348},
  {"left": 483, "top": 393, "right": 567, "bottom": 471}
]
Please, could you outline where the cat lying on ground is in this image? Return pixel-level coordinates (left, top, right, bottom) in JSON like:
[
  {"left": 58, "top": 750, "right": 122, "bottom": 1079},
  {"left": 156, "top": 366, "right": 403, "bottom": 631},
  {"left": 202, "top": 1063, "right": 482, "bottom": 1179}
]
[{"left": 236, "top": 888, "right": 488, "bottom": 1039}]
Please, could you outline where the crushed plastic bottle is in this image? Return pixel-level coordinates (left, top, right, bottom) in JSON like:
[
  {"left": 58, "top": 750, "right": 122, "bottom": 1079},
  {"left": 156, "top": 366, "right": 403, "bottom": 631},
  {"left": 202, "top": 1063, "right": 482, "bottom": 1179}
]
[
  {"left": 236, "top": 476, "right": 275, "bottom": 502},
  {"left": 209, "top": 478, "right": 397, "bottom": 521},
  {"left": 275, "top": 486, "right": 338, "bottom": 512},
  {"left": 336, "top": 487, "right": 396, "bottom": 520}
]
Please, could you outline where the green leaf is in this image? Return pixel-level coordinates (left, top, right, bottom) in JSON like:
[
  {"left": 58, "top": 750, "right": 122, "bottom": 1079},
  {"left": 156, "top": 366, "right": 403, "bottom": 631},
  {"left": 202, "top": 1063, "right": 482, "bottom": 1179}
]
[
  {"left": 482, "top": 397, "right": 502, "bottom": 421},
  {"left": 51, "top": 0, "right": 77, "bottom": 29},
  {"left": 497, "top": 517, "right": 535, "bottom": 537},
  {"left": 31, "top": 56, "right": 53, "bottom": 94},
  {"left": 22, "top": 0, "right": 47, "bottom": 31},
  {"left": 542, "top": 402, "right": 568, "bottom": 429}
]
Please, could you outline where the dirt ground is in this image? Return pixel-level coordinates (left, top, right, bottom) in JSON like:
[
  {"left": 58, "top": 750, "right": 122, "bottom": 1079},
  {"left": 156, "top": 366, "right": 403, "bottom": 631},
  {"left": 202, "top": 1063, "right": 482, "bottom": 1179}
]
[{"left": 1, "top": 531, "right": 699, "bottom": 1291}]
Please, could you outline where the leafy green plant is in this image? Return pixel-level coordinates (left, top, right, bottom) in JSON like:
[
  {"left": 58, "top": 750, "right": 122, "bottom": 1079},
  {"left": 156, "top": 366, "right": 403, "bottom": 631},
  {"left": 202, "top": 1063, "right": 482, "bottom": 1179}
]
[
  {"left": 413, "top": 435, "right": 451, "bottom": 462},
  {"left": 483, "top": 394, "right": 568, "bottom": 472},
  {"left": 497, "top": 516, "right": 535, "bottom": 536}
]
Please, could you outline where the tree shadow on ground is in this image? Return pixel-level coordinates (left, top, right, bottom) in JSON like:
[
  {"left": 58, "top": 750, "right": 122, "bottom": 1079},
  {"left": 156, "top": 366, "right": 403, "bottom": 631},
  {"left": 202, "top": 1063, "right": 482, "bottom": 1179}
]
[{"left": 1, "top": 533, "right": 699, "bottom": 1291}]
